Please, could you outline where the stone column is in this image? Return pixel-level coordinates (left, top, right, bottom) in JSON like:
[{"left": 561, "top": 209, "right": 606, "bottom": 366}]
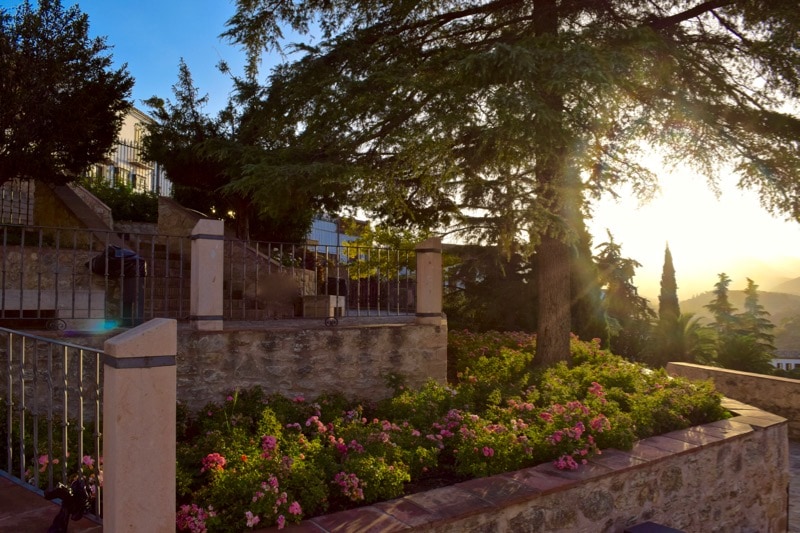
[
  {"left": 103, "top": 318, "right": 177, "bottom": 532},
  {"left": 415, "top": 237, "right": 444, "bottom": 325},
  {"left": 190, "top": 219, "right": 224, "bottom": 331}
]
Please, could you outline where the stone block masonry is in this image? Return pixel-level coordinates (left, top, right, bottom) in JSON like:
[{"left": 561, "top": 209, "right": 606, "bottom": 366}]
[
  {"left": 668, "top": 362, "right": 800, "bottom": 441},
  {"left": 33, "top": 316, "right": 448, "bottom": 412},
  {"left": 256, "top": 399, "right": 789, "bottom": 532},
  {"left": 176, "top": 317, "right": 448, "bottom": 411}
]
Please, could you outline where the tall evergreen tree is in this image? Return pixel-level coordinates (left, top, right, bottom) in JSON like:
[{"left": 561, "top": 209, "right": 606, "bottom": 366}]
[
  {"left": 0, "top": 0, "right": 133, "bottom": 185},
  {"left": 595, "top": 232, "right": 654, "bottom": 360},
  {"left": 224, "top": 0, "right": 800, "bottom": 366},
  {"left": 705, "top": 275, "right": 774, "bottom": 374},
  {"left": 649, "top": 244, "right": 683, "bottom": 366},
  {"left": 658, "top": 244, "right": 680, "bottom": 322},
  {"left": 705, "top": 273, "right": 737, "bottom": 340},
  {"left": 737, "top": 278, "right": 776, "bottom": 351}
]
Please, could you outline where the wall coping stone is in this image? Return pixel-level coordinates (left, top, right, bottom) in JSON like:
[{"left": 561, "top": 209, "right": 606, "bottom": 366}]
[{"left": 255, "top": 398, "right": 787, "bottom": 532}]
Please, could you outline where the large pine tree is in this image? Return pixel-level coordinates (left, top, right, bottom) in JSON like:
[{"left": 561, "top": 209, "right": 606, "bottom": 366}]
[
  {"left": 737, "top": 278, "right": 776, "bottom": 351},
  {"left": 222, "top": 0, "right": 800, "bottom": 365},
  {"left": 705, "top": 273, "right": 737, "bottom": 340},
  {"left": 595, "top": 232, "right": 654, "bottom": 360},
  {"left": 0, "top": 0, "right": 133, "bottom": 185},
  {"left": 706, "top": 275, "right": 774, "bottom": 374}
]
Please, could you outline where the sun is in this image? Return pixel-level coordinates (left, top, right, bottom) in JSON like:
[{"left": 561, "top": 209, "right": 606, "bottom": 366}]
[{"left": 588, "top": 166, "right": 800, "bottom": 301}]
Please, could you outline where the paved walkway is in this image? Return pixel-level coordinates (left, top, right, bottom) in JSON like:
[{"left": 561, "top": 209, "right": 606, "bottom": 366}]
[
  {"left": 2, "top": 442, "right": 799, "bottom": 532},
  {"left": 0, "top": 474, "right": 101, "bottom": 532}
]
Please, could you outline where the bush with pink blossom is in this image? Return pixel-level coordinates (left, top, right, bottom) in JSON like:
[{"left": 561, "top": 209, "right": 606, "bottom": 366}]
[{"left": 175, "top": 331, "right": 728, "bottom": 532}]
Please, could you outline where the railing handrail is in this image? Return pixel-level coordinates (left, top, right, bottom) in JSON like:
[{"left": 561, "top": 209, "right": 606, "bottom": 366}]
[{"left": 0, "top": 223, "right": 421, "bottom": 326}]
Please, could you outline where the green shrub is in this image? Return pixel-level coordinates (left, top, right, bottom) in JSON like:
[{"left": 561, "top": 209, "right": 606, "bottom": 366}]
[
  {"left": 174, "top": 332, "right": 729, "bottom": 532},
  {"left": 80, "top": 178, "right": 158, "bottom": 223}
]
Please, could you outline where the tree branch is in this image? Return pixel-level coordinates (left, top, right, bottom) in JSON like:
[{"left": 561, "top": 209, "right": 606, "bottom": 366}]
[{"left": 646, "top": 0, "right": 734, "bottom": 31}]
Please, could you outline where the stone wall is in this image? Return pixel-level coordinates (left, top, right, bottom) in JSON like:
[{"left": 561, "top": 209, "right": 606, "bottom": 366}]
[
  {"left": 69, "top": 184, "right": 113, "bottom": 228},
  {"left": 259, "top": 399, "right": 789, "bottom": 533},
  {"left": 176, "top": 319, "right": 447, "bottom": 410},
  {"left": 668, "top": 361, "right": 800, "bottom": 441},
  {"left": 44, "top": 317, "right": 448, "bottom": 411},
  {"left": 0, "top": 247, "right": 99, "bottom": 291}
]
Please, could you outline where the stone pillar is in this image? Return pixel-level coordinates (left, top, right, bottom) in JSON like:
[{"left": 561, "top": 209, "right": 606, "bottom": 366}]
[
  {"left": 415, "top": 237, "right": 444, "bottom": 325},
  {"left": 103, "top": 318, "right": 177, "bottom": 532},
  {"left": 190, "top": 219, "right": 224, "bottom": 330}
]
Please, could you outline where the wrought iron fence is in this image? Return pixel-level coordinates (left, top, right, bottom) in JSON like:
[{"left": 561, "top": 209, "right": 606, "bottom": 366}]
[
  {"left": 0, "top": 224, "right": 190, "bottom": 330},
  {"left": 0, "top": 327, "right": 103, "bottom": 518},
  {"left": 0, "top": 223, "right": 417, "bottom": 328},
  {"left": 224, "top": 239, "right": 417, "bottom": 320}
]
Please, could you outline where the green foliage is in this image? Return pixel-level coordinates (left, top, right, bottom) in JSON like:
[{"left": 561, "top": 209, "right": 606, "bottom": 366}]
[
  {"left": 595, "top": 232, "right": 655, "bottom": 360},
  {"left": 222, "top": 0, "right": 800, "bottom": 366},
  {"left": 737, "top": 278, "right": 776, "bottom": 351},
  {"left": 0, "top": 0, "right": 133, "bottom": 185},
  {"left": 658, "top": 245, "right": 681, "bottom": 323},
  {"left": 647, "top": 312, "right": 718, "bottom": 368},
  {"left": 0, "top": 396, "right": 102, "bottom": 510},
  {"left": 706, "top": 273, "right": 737, "bottom": 339},
  {"left": 705, "top": 275, "right": 776, "bottom": 375},
  {"left": 174, "top": 332, "right": 728, "bottom": 531},
  {"left": 717, "top": 335, "right": 775, "bottom": 375},
  {"left": 143, "top": 60, "right": 339, "bottom": 242},
  {"left": 80, "top": 178, "right": 158, "bottom": 223},
  {"left": 340, "top": 221, "right": 419, "bottom": 280},
  {"left": 442, "top": 223, "right": 609, "bottom": 344}
]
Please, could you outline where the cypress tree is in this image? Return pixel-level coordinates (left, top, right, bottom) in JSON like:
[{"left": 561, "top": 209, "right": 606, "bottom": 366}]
[
  {"left": 658, "top": 244, "right": 680, "bottom": 323},
  {"left": 649, "top": 244, "right": 683, "bottom": 367}
]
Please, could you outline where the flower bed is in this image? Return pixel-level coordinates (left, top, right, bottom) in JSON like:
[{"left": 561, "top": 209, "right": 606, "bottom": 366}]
[{"left": 175, "top": 332, "right": 729, "bottom": 532}]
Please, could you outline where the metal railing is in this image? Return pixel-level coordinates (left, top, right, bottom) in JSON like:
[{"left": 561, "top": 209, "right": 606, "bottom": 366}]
[
  {"left": 0, "top": 327, "right": 103, "bottom": 518},
  {"left": 0, "top": 223, "right": 417, "bottom": 328},
  {"left": 224, "top": 239, "right": 417, "bottom": 320},
  {"left": 0, "top": 224, "right": 189, "bottom": 329}
]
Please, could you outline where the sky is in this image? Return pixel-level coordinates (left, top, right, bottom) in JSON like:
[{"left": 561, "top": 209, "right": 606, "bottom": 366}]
[{"left": 10, "top": 0, "right": 800, "bottom": 302}]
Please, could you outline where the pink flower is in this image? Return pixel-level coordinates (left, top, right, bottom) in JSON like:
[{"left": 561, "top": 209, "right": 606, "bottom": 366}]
[
  {"left": 482, "top": 446, "right": 495, "bottom": 457},
  {"left": 226, "top": 395, "right": 234, "bottom": 402},
  {"left": 288, "top": 501, "right": 302, "bottom": 516},
  {"left": 277, "top": 515, "right": 286, "bottom": 529},
  {"left": 245, "top": 511, "right": 260, "bottom": 528},
  {"left": 82, "top": 455, "right": 95, "bottom": 468},
  {"left": 176, "top": 504, "right": 209, "bottom": 533},
  {"left": 200, "top": 453, "right": 226, "bottom": 473},
  {"left": 261, "top": 435, "right": 278, "bottom": 459},
  {"left": 554, "top": 455, "right": 579, "bottom": 470}
]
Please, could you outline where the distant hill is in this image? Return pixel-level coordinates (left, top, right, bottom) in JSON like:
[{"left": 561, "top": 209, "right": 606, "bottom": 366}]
[
  {"left": 769, "top": 277, "right": 800, "bottom": 296},
  {"left": 680, "top": 290, "right": 800, "bottom": 352}
]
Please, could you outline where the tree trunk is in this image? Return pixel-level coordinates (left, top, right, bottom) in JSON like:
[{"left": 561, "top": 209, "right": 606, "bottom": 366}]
[
  {"left": 536, "top": 234, "right": 572, "bottom": 365},
  {"left": 532, "top": 0, "right": 574, "bottom": 366}
]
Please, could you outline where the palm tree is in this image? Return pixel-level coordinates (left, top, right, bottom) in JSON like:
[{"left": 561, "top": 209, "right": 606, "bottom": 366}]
[{"left": 648, "top": 312, "right": 716, "bottom": 367}]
